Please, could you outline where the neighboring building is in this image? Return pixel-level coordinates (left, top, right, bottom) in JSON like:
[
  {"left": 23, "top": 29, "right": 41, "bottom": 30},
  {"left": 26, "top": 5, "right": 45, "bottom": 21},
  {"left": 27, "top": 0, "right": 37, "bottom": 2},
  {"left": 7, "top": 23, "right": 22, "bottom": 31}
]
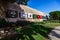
[{"left": 4, "top": 2, "right": 47, "bottom": 22}]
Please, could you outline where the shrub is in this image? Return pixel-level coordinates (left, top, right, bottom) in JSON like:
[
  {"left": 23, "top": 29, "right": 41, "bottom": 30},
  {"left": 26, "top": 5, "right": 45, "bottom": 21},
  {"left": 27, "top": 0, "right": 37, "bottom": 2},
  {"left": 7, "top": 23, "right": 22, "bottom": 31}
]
[
  {"left": 0, "top": 18, "right": 6, "bottom": 28},
  {"left": 16, "top": 21, "right": 31, "bottom": 26}
]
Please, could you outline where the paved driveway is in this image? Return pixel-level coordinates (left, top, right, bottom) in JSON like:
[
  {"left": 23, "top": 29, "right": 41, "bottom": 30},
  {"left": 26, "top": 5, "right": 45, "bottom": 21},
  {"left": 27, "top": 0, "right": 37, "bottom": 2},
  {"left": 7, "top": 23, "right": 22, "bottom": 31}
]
[{"left": 48, "top": 26, "right": 60, "bottom": 40}]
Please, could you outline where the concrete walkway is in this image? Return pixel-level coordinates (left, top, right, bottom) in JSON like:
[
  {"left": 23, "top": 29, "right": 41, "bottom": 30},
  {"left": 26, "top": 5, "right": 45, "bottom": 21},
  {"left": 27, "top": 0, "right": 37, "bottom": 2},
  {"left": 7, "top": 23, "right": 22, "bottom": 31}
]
[{"left": 48, "top": 26, "right": 60, "bottom": 40}]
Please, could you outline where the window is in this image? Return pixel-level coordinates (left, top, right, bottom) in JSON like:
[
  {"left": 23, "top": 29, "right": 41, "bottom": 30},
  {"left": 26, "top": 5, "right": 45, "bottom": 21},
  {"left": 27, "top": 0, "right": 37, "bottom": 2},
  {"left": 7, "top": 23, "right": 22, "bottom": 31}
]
[
  {"left": 28, "top": 13, "right": 33, "bottom": 19},
  {"left": 6, "top": 10, "right": 18, "bottom": 18},
  {"left": 20, "top": 12, "right": 27, "bottom": 19},
  {"left": 19, "top": 13, "right": 21, "bottom": 18},
  {"left": 20, "top": 10, "right": 27, "bottom": 19},
  {"left": 33, "top": 14, "right": 38, "bottom": 19},
  {"left": 43, "top": 16, "right": 48, "bottom": 19}
]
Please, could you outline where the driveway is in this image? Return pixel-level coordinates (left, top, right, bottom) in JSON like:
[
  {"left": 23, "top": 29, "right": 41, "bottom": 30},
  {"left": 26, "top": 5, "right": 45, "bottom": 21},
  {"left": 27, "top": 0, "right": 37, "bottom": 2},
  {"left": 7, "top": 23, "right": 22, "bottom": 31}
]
[{"left": 48, "top": 26, "right": 60, "bottom": 40}]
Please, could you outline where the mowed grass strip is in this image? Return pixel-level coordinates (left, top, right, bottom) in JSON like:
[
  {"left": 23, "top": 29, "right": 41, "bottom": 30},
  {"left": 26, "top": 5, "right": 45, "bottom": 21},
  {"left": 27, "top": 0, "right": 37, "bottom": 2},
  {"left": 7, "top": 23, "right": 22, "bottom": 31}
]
[
  {"left": 15, "top": 22, "right": 60, "bottom": 40},
  {"left": 44, "top": 23, "right": 60, "bottom": 28}
]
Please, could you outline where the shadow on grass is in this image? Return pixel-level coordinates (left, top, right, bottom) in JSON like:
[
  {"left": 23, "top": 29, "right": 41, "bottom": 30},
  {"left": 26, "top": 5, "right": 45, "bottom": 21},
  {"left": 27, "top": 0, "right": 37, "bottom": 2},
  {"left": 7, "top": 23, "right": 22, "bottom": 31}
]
[
  {"left": 0, "top": 21, "right": 53, "bottom": 40},
  {"left": 15, "top": 23, "right": 53, "bottom": 40}
]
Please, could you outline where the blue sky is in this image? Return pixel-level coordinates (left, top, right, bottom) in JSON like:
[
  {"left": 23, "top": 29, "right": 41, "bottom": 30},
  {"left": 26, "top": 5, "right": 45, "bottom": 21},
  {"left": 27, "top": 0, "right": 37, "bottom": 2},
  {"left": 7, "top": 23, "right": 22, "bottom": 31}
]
[{"left": 28, "top": 0, "right": 60, "bottom": 15}]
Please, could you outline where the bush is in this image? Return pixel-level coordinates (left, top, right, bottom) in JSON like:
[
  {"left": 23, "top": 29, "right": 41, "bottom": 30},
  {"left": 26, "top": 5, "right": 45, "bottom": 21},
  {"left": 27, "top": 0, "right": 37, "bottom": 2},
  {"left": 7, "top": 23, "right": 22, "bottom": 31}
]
[
  {"left": 0, "top": 18, "right": 16, "bottom": 27},
  {"left": 16, "top": 21, "right": 31, "bottom": 26},
  {"left": 6, "top": 22, "right": 16, "bottom": 27},
  {"left": 0, "top": 18, "right": 6, "bottom": 28}
]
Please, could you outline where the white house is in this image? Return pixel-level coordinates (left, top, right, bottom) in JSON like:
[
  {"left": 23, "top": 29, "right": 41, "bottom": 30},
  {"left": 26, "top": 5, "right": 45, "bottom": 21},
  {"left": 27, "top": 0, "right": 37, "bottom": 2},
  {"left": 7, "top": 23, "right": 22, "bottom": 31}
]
[
  {"left": 20, "top": 4, "right": 47, "bottom": 22},
  {"left": 5, "top": 2, "right": 47, "bottom": 22}
]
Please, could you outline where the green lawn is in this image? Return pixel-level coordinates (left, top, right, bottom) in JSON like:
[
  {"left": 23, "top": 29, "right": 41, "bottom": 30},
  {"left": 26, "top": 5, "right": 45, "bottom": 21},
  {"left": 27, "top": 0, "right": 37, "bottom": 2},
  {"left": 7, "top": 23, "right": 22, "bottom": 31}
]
[
  {"left": 15, "top": 22, "right": 60, "bottom": 40},
  {"left": 15, "top": 25, "right": 49, "bottom": 40},
  {"left": 31, "top": 23, "right": 60, "bottom": 40},
  {"left": 43, "top": 23, "right": 60, "bottom": 28},
  {"left": 1, "top": 19, "right": 60, "bottom": 40},
  {"left": 3, "top": 22, "right": 60, "bottom": 40}
]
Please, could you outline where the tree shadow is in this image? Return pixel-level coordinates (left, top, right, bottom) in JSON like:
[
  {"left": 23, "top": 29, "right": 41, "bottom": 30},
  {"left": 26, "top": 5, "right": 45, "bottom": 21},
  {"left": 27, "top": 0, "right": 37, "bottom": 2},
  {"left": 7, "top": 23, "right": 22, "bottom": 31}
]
[
  {"left": 14, "top": 22, "right": 53, "bottom": 40},
  {"left": 48, "top": 31, "right": 60, "bottom": 40},
  {"left": 0, "top": 21, "right": 53, "bottom": 40},
  {"left": 49, "top": 31, "right": 60, "bottom": 38},
  {"left": 15, "top": 27, "right": 37, "bottom": 40},
  {"left": 30, "top": 24, "right": 53, "bottom": 38}
]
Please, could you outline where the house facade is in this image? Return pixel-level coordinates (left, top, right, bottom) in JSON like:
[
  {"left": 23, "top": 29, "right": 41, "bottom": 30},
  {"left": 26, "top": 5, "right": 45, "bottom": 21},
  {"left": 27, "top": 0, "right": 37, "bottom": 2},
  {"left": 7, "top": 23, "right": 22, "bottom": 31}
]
[{"left": 4, "top": 2, "right": 47, "bottom": 22}]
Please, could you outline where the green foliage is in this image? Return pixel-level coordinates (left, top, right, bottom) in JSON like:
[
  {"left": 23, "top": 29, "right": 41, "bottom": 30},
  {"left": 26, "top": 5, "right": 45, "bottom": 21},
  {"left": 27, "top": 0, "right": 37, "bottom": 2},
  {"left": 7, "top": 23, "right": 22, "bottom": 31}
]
[
  {"left": 0, "top": 18, "right": 6, "bottom": 27},
  {"left": 0, "top": 0, "right": 16, "bottom": 3},
  {"left": 43, "top": 20, "right": 60, "bottom": 23},
  {"left": 49, "top": 11, "right": 60, "bottom": 20},
  {"left": 15, "top": 24, "right": 52, "bottom": 40},
  {"left": 34, "top": 22, "right": 46, "bottom": 25},
  {"left": 16, "top": 21, "right": 31, "bottom": 26},
  {"left": 15, "top": 27, "right": 22, "bottom": 34},
  {"left": 17, "top": 0, "right": 29, "bottom": 5},
  {"left": 33, "top": 14, "right": 38, "bottom": 19}
]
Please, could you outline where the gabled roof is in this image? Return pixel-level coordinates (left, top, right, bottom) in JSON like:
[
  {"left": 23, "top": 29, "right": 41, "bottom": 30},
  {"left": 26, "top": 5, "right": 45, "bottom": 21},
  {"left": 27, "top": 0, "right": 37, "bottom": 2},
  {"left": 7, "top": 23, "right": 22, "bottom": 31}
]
[
  {"left": 20, "top": 4, "right": 46, "bottom": 16},
  {"left": 6, "top": 2, "right": 21, "bottom": 12}
]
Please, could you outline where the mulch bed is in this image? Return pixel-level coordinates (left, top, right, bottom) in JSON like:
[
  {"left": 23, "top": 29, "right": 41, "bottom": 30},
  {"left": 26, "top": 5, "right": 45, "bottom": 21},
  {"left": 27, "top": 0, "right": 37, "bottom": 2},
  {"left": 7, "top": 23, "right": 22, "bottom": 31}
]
[{"left": 0, "top": 27, "right": 18, "bottom": 40}]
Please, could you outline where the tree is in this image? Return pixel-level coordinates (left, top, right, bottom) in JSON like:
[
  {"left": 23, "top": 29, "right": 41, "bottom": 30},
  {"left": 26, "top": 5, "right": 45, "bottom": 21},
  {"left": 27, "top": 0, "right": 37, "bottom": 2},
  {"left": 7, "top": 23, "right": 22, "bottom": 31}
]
[
  {"left": 16, "top": 0, "right": 29, "bottom": 5},
  {"left": 49, "top": 11, "right": 60, "bottom": 20},
  {"left": 0, "top": 0, "right": 16, "bottom": 18},
  {"left": 0, "top": 0, "right": 16, "bottom": 2},
  {"left": 0, "top": 0, "right": 29, "bottom": 18}
]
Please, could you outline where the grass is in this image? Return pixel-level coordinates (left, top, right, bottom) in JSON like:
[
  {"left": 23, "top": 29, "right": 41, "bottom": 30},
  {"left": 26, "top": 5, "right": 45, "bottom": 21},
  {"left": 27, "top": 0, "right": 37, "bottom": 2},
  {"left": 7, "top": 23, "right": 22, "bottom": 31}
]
[
  {"left": 16, "top": 22, "right": 60, "bottom": 40},
  {"left": 15, "top": 22, "right": 54, "bottom": 40},
  {"left": 1, "top": 21, "right": 60, "bottom": 40},
  {"left": 43, "top": 23, "right": 60, "bottom": 28}
]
